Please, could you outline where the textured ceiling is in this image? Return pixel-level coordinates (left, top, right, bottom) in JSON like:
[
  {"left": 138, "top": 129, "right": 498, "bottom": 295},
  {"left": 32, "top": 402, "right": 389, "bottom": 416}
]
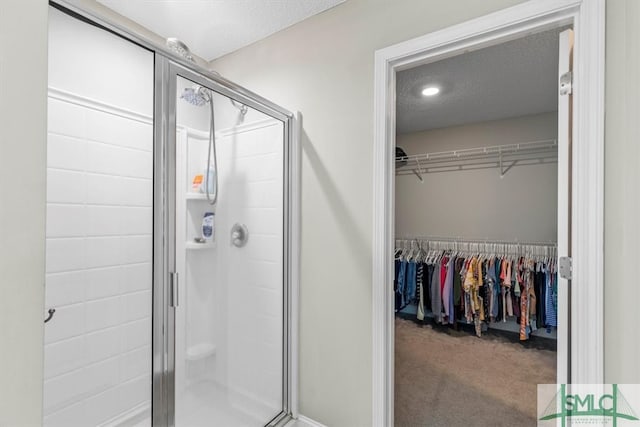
[
  {"left": 396, "top": 28, "right": 564, "bottom": 134},
  {"left": 97, "top": 0, "right": 345, "bottom": 60}
]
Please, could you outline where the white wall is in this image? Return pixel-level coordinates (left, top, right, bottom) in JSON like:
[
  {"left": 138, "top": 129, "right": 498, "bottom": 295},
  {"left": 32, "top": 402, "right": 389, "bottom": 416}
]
[
  {"left": 0, "top": 1, "right": 48, "bottom": 425},
  {"left": 43, "top": 8, "right": 154, "bottom": 426},
  {"left": 604, "top": 0, "right": 640, "bottom": 383},
  {"left": 395, "top": 113, "right": 558, "bottom": 242},
  {"left": 211, "top": 0, "right": 527, "bottom": 424}
]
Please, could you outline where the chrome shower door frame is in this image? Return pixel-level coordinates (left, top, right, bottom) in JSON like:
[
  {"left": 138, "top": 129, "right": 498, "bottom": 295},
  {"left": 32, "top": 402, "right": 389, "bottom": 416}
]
[
  {"left": 153, "top": 55, "right": 296, "bottom": 427},
  {"left": 46, "top": 3, "right": 297, "bottom": 426}
]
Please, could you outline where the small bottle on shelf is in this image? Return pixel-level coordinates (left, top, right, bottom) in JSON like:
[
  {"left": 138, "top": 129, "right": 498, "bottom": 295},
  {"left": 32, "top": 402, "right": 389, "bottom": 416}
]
[{"left": 202, "top": 212, "right": 215, "bottom": 242}]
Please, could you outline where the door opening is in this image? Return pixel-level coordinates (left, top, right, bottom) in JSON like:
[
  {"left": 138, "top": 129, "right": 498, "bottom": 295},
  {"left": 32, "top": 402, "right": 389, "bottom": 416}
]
[
  {"left": 391, "top": 26, "right": 570, "bottom": 425},
  {"left": 372, "top": 1, "right": 605, "bottom": 425}
]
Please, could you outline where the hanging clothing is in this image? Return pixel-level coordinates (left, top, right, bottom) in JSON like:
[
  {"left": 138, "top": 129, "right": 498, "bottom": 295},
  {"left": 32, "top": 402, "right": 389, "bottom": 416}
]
[
  {"left": 442, "top": 256, "right": 455, "bottom": 324},
  {"left": 417, "top": 262, "right": 425, "bottom": 321},
  {"left": 440, "top": 258, "right": 448, "bottom": 299},
  {"left": 394, "top": 240, "right": 557, "bottom": 341},
  {"left": 415, "top": 262, "right": 423, "bottom": 304},
  {"left": 535, "top": 268, "right": 546, "bottom": 327},
  {"left": 425, "top": 264, "right": 433, "bottom": 312},
  {"left": 453, "top": 257, "right": 464, "bottom": 306},
  {"left": 430, "top": 262, "right": 442, "bottom": 323},
  {"left": 518, "top": 258, "right": 530, "bottom": 341},
  {"left": 463, "top": 257, "right": 484, "bottom": 336},
  {"left": 511, "top": 261, "right": 520, "bottom": 319},
  {"left": 494, "top": 259, "right": 502, "bottom": 320},
  {"left": 395, "top": 259, "right": 406, "bottom": 311},
  {"left": 545, "top": 266, "right": 558, "bottom": 330},
  {"left": 527, "top": 259, "right": 537, "bottom": 333},
  {"left": 405, "top": 261, "right": 417, "bottom": 305},
  {"left": 503, "top": 259, "right": 514, "bottom": 318}
]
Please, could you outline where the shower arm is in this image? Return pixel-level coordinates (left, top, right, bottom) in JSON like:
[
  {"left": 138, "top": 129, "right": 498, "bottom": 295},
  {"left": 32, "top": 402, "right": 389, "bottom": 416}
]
[{"left": 231, "top": 99, "right": 248, "bottom": 116}]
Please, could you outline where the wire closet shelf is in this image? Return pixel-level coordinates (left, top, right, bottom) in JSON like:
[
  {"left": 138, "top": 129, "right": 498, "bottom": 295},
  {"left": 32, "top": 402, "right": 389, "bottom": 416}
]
[
  {"left": 395, "top": 235, "right": 557, "bottom": 259},
  {"left": 395, "top": 139, "right": 558, "bottom": 180}
]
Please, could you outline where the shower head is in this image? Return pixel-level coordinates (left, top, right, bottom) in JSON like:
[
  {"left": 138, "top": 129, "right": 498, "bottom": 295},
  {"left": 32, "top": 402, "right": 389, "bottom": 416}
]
[
  {"left": 166, "top": 37, "right": 195, "bottom": 62},
  {"left": 181, "top": 86, "right": 211, "bottom": 107}
]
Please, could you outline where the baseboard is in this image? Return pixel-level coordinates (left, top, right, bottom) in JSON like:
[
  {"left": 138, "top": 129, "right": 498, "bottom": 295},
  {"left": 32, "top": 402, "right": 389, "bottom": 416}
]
[
  {"left": 296, "top": 415, "right": 328, "bottom": 427},
  {"left": 99, "top": 402, "right": 150, "bottom": 427}
]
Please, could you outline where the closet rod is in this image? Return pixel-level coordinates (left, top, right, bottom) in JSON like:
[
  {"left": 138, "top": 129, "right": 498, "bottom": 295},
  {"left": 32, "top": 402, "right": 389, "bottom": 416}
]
[
  {"left": 395, "top": 237, "right": 557, "bottom": 258},
  {"left": 395, "top": 157, "right": 557, "bottom": 176},
  {"left": 395, "top": 235, "right": 556, "bottom": 247},
  {"left": 397, "top": 150, "right": 557, "bottom": 166}
]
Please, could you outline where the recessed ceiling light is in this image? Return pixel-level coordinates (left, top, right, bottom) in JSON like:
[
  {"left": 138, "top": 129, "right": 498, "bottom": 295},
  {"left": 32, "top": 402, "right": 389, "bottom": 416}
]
[{"left": 422, "top": 86, "right": 440, "bottom": 97}]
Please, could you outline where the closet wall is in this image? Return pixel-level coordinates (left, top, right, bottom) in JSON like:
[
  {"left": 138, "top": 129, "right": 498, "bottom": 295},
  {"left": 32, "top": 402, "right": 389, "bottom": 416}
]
[{"left": 395, "top": 112, "right": 558, "bottom": 243}]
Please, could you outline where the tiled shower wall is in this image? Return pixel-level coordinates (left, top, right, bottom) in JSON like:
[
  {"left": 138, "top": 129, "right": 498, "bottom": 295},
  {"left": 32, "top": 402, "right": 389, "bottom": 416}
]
[
  {"left": 173, "top": 117, "right": 286, "bottom": 425},
  {"left": 44, "top": 97, "right": 153, "bottom": 426},
  {"left": 44, "top": 9, "right": 153, "bottom": 426},
  {"left": 215, "top": 120, "right": 285, "bottom": 414}
]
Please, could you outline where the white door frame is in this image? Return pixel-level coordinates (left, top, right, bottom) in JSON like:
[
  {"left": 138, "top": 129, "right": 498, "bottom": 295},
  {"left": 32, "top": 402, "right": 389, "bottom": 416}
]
[{"left": 372, "top": 0, "right": 604, "bottom": 425}]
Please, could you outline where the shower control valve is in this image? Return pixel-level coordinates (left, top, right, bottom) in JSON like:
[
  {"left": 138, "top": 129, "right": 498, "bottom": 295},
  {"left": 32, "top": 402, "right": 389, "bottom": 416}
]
[{"left": 231, "top": 223, "right": 249, "bottom": 248}]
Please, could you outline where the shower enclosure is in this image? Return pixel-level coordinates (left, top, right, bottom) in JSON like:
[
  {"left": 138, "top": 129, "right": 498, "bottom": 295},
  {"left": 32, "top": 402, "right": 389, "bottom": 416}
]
[
  {"left": 155, "top": 63, "right": 293, "bottom": 426},
  {"left": 44, "top": 4, "right": 297, "bottom": 427}
]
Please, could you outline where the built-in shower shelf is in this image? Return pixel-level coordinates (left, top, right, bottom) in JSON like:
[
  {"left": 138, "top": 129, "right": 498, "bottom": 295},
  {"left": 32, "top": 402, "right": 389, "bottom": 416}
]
[
  {"left": 185, "top": 241, "right": 216, "bottom": 250},
  {"left": 186, "top": 343, "right": 216, "bottom": 361},
  {"left": 185, "top": 193, "right": 209, "bottom": 200}
]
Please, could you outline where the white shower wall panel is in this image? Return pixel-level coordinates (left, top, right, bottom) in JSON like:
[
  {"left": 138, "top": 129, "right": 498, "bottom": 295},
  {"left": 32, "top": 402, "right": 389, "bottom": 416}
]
[
  {"left": 48, "top": 8, "right": 152, "bottom": 117},
  {"left": 45, "top": 8, "right": 153, "bottom": 426},
  {"left": 44, "top": 97, "right": 153, "bottom": 426},
  {"left": 214, "top": 119, "right": 284, "bottom": 417}
]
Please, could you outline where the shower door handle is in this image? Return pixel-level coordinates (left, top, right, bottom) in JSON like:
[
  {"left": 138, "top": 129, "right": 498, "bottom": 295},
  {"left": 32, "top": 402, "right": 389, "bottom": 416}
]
[{"left": 170, "top": 272, "right": 179, "bottom": 308}]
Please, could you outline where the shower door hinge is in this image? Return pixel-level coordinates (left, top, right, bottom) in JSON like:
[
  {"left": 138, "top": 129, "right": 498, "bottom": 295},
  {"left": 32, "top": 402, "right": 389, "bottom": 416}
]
[
  {"left": 559, "top": 256, "right": 572, "bottom": 280},
  {"left": 170, "top": 272, "right": 179, "bottom": 307},
  {"left": 560, "top": 71, "right": 573, "bottom": 96}
]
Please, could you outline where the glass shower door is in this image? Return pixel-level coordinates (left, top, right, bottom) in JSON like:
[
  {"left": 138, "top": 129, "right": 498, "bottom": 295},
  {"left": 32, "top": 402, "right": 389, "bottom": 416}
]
[{"left": 171, "top": 72, "right": 286, "bottom": 426}]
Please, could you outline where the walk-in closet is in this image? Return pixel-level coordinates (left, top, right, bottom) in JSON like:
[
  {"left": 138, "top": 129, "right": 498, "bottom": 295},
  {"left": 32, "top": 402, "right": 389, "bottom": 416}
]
[{"left": 393, "top": 27, "right": 569, "bottom": 426}]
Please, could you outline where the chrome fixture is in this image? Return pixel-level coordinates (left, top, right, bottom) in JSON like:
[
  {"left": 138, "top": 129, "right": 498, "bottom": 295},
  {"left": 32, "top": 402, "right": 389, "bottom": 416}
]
[
  {"left": 231, "top": 223, "right": 249, "bottom": 248},
  {"left": 44, "top": 308, "right": 55, "bottom": 323},
  {"left": 181, "top": 86, "right": 218, "bottom": 205},
  {"left": 166, "top": 38, "right": 195, "bottom": 62},
  {"left": 231, "top": 99, "right": 248, "bottom": 118}
]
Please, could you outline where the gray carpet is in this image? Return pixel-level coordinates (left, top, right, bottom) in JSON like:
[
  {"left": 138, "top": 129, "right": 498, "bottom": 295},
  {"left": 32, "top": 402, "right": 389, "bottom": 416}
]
[{"left": 394, "top": 318, "right": 556, "bottom": 427}]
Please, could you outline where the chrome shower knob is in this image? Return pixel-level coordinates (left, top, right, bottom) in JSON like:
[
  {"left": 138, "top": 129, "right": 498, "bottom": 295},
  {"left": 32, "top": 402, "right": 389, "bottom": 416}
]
[{"left": 231, "top": 223, "right": 249, "bottom": 247}]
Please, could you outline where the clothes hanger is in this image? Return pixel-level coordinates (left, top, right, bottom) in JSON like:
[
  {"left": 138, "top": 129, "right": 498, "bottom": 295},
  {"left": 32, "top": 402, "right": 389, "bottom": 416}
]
[
  {"left": 409, "top": 239, "right": 418, "bottom": 262},
  {"left": 419, "top": 241, "right": 427, "bottom": 263}
]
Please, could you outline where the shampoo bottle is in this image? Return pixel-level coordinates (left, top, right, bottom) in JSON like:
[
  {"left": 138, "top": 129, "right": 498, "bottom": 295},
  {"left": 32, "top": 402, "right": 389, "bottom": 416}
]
[
  {"left": 201, "top": 166, "right": 216, "bottom": 195},
  {"left": 202, "top": 212, "right": 215, "bottom": 241}
]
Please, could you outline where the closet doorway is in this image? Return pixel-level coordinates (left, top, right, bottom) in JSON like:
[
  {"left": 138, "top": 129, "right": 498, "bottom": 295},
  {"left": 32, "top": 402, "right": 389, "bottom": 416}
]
[
  {"left": 372, "top": 1, "right": 605, "bottom": 425},
  {"left": 391, "top": 26, "right": 569, "bottom": 425},
  {"left": 373, "top": 0, "right": 604, "bottom": 426}
]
